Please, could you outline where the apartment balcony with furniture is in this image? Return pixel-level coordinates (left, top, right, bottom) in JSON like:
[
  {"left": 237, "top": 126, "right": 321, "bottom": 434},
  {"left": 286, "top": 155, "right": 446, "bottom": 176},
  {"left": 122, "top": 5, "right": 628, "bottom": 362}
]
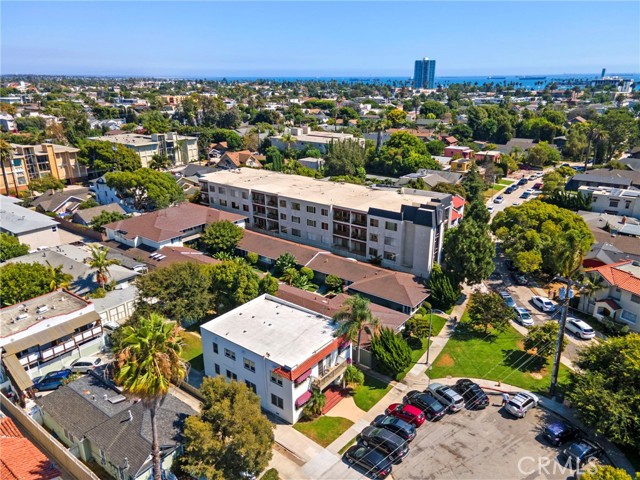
[
  {"left": 351, "top": 214, "right": 367, "bottom": 227},
  {"left": 333, "top": 209, "right": 350, "bottom": 223},
  {"left": 312, "top": 355, "right": 349, "bottom": 390}
]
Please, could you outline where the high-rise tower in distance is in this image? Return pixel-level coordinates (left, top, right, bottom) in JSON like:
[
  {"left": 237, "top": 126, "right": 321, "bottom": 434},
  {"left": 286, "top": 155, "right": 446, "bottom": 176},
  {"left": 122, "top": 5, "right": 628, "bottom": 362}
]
[{"left": 413, "top": 57, "right": 436, "bottom": 89}]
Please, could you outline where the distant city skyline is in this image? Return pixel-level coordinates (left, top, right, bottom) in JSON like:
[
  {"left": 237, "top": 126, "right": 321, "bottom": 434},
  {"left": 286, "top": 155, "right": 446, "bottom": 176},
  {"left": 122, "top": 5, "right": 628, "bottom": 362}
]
[{"left": 1, "top": 2, "right": 639, "bottom": 77}]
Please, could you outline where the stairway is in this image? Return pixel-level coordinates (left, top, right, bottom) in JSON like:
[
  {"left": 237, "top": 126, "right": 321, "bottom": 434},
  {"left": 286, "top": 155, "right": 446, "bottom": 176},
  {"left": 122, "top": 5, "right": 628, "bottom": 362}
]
[{"left": 322, "top": 385, "right": 347, "bottom": 414}]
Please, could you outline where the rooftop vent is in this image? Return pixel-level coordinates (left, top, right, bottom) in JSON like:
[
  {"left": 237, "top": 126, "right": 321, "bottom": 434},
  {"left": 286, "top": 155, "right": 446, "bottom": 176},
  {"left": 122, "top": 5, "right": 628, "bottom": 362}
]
[
  {"left": 36, "top": 305, "right": 48, "bottom": 314},
  {"left": 109, "top": 394, "right": 127, "bottom": 404}
]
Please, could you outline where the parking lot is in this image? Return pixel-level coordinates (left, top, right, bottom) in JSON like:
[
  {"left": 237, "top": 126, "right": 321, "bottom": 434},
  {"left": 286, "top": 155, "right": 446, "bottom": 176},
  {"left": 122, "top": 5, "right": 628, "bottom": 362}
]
[{"left": 392, "top": 401, "right": 601, "bottom": 480}]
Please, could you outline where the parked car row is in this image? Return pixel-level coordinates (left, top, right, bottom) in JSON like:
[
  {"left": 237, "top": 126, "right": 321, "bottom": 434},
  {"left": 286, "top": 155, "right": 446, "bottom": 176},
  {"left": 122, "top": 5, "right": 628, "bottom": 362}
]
[
  {"left": 543, "top": 421, "right": 604, "bottom": 467},
  {"left": 30, "top": 356, "right": 105, "bottom": 393}
]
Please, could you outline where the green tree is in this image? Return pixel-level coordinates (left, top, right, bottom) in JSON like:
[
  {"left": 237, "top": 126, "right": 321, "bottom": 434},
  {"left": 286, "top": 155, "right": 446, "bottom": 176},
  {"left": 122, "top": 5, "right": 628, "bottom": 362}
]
[
  {"left": 149, "top": 153, "right": 171, "bottom": 171},
  {"left": 579, "top": 466, "right": 635, "bottom": 480},
  {"left": 324, "top": 274, "right": 344, "bottom": 293},
  {"left": 523, "top": 322, "right": 567, "bottom": 358},
  {"left": 461, "top": 164, "right": 487, "bottom": 203},
  {"left": 300, "top": 266, "right": 314, "bottom": 281},
  {"left": 541, "top": 171, "right": 565, "bottom": 195},
  {"left": 77, "top": 198, "right": 99, "bottom": 210},
  {"left": 265, "top": 146, "right": 284, "bottom": 171},
  {"left": 432, "top": 182, "right": 468, "bottom": 199},
  {"left": 594, "top": 109, "right": 638, "bottom": 162},
  {"left": 44, "top": 261, "right": 73, "bottom": 291},
  {"left": 180, "top": 377, "right": 274, "bottom": 480},
  {"left": 140, "top": 110, "right": 171, "bottom": 133},
  {"left": 325, "top": 139, "right": 366, "bottom": 178},
  {"left": 28, "top": 174, "right": 65, "bottom": 193},
  {"left": 343, "top": 364, "right": 365, "bottom": 388},
  {"left": 568, "top": 334, "right": 640, "bottom": 450},
  {"left": 427, "top": 263, "right": 460, "bottom": 310},
  {"left": 90, "top": 210, "right": 128, "bottom": 232},
  {"left": 209, "top": 260, "right": 261, "bottom": 313},
  {"left": 368, "top": 131, "right": 440, "bottom": 177},
  {"left": 274, "top": 252, "right": 297, "bottom": 275},
  {"left": 115, "top": 314, "right": 187, "bottom": 480},
  {"left": 419, "top": 101, "right": 448, "bottom": 118},
  {"left": 526, "top": 141, "right": 562, "bottom": 167},
  {"left": 387, "top": 109, "right": 407, "bottom": 127},
  {"left": 259, "top": 273, "right": 279, "bottom": 295},
  {"left": 333, "top": 295, "right": 380, "bottom": 365},
  {"left": 136, "top": 262, "right": 213, "bottom": 325},
  {"left": 370, "top": 328, "right": 412, "bottom": 378},
  {"left": 425, "top": 140, "right": 445, "bottom": 156},
  {"left": 245, "top": 251, "right": 259, "bottom": 265},
  {"left": 0, "top": 262, "right": 53, "bottom": 305},
  {"left": 0, "top": 233, "right": 29, "bottom": 261},
  {"left": 87, "top": 244, "right": 120, "bottom": 288},
  {"left": 280, "top": 267, "right": 299, "bottom": 286},
  {"left": 466, "top": 291, "right": 515, "bottom": 333},
  {"left": 200, "top": 220, "right": 244, "bottom": 255},
  {"left": 105, "top": 168, "right": 185, "bottom": 211},
  {"left": 79, "top": 140, "right": 142, "bottom": 174}
]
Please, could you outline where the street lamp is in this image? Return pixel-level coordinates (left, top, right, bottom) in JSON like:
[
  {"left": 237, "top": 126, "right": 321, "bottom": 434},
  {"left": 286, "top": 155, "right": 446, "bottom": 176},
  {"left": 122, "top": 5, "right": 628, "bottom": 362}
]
[{"left": 425, "top": 308, "right": 434, "bottom": 367}]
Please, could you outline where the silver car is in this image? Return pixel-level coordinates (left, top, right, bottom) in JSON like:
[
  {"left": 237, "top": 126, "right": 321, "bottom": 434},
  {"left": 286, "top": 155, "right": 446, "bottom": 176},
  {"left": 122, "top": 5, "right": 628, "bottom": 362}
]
[
  {"left": 504, "top": 392, "right": 539, "bottom": 418},
  {"left": 427, "top": 383, "right": 464, "bottom": 413},
  {"left": 69, "top": 356, "right": 103, "bottom": 373}
]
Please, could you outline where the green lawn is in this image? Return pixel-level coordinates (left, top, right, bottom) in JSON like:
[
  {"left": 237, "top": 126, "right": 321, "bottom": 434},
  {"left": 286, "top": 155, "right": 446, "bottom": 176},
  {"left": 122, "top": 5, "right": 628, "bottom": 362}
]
[
  {"left": 430, "top": 314, "right": 448, "bottom": 337},
  {"left": 429, "top": 323, "right": 571, "bottom": 393},
  {"left": 396, "top": 337, "right": 430, "bottom": 381},
  {"left": 338, "top": 436, "right": 358, "bottom": 455},
  {"left": 483, "top": 184, "right": 507, "bottom": 200},
  {"left": 352, "top": 374, "right": 392, "bottom": 411},
  {"left": 293, "top": 416, "right": 354, "bottom": 447},
  {"left": 181, "top": 331, "right": 204, "bottom": 372},
  {"left": 498, "top": 178, "right": 515, "bottom": 185}
]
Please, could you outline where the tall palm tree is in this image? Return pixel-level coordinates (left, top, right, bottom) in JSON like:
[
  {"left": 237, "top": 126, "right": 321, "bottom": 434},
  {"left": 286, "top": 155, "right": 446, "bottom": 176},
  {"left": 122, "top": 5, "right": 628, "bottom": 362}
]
[
  {"left": 87, "top": 245, "right": 120, "bottom": 288},
  {"left": 333, "top": 295, "right": 380, "bottom": 365},
  {"left": 45, "top": 261, "right": 73, "bottom": 291},
  {"left": 281, "top": 133, "right": 296, "bottom": 155},
  {"left": 115, "top": 314, "right": 187, "bottom": 480},
  {"left": 583, "top": 124, "right": 606, "bottom": 171}
]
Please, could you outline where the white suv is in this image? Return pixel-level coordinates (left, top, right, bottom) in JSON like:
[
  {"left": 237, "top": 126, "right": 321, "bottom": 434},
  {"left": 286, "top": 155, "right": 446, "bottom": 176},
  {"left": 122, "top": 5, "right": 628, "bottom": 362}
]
[
  {"left": 532, "top": 296, "right": 556, "bottom": 313},
  {"left": 505, "top": 392, "right": 539, "bottom": 418},
  {"left": 565, "top": 317, "right": 595, "bottom": 339}
]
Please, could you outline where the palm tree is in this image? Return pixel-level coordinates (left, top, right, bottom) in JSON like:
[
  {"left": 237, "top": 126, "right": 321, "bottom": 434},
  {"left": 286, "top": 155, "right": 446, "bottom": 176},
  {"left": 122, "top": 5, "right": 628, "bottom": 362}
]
[
  {"left": 115, "top": 314, "right": 187, "bottom": 480},
  {"left": 583, "top": 124, "right": 606, "bottom": 171},
  {"left": 45, "top": 261, "right": 72, "bottom": 291},
  {"left": 281, "top": 133, "right": 296, "bottom": 155},
  {"left": 304, "top": 388, "right": 326, "bottom": 418},
  {"left": 333, "top": 295, "right": 380, "bottom": 365},
  {"left": 87, "top": 245, "right": 120, "bottom": 288},
  {"left": 280, "top": 267, "right": 299, "bottom": 286}
]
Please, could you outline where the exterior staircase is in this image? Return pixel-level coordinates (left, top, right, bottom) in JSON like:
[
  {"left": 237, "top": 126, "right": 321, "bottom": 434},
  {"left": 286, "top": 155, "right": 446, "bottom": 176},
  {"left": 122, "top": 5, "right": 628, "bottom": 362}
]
[{"left": 322, "top": 385, "right": 347, "bottom": 414}]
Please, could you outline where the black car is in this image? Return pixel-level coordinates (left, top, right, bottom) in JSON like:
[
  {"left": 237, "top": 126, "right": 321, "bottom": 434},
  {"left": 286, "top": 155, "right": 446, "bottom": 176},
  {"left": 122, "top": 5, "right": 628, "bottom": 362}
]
[
  {"left": 344, "top": 444, "right": 393, "bottom": 478},
  {"left": 562, "top": 439, "right": 602, "bottom": 467},
  {"left": 371, "top": 415, "right": 417, "bottom": 443},
  {"left": 359, "top": 426, "right": 409, "bottom": 463},
  {"left": 517, "top": 178, "right": 528, "bottom": 186},
  {"left": 543, "top": 422, "right": 579, "bottom": 446},
  {"left": 403, "top": 391, "right": 446, "bottom": 421},
  {"left": 512, "top": 272, "right": 529, "bottom": 286},
  {"left": 453, "top": 379, "right": 490, "bottom": 409}
]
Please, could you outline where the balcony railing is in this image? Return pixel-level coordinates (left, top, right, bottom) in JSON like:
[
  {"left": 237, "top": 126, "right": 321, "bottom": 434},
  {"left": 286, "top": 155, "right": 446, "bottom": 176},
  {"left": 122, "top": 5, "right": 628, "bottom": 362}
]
[{"left": 312, "top": 357, "right": 349, "bottom": 390}]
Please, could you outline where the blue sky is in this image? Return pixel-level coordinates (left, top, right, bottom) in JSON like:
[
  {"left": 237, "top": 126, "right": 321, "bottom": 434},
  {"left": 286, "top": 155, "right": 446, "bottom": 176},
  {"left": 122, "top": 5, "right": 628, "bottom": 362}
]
[{"left": 2, "top": 1, "right": 639, "bottom": 77}]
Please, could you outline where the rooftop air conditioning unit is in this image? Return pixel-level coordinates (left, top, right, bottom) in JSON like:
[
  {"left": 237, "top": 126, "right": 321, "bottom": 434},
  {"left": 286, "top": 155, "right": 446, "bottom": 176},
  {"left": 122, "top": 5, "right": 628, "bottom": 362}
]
[{"left": 36, "top": 305, "right": 49, "bottom": 314}]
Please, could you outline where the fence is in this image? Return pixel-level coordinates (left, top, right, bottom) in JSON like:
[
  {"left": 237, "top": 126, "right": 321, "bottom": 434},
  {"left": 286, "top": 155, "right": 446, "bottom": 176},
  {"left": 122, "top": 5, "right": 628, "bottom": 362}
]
[
  {"left": 57, "top": 218, "right": 104, "bottom": 242},
  {"left": 0, "top": 394, "right": 100, "bottom": 480}
]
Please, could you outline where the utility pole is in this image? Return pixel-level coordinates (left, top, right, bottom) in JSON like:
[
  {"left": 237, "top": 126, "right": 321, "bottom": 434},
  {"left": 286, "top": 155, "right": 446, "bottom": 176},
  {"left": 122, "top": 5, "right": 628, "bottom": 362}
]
[
  {"left": 549, "top": 282, "right": 574, "bottom": 396},
  {"left": 425, "top": 308, "right": 434, "bottom": 366}
]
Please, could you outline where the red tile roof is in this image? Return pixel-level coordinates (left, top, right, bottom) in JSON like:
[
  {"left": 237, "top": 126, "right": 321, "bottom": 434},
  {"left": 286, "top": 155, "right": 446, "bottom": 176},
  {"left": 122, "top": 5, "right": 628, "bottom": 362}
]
[
  {"left": 104, "top": 202, "right": 246, "bottom": 243},
  {"left": 452, "top": 195, "right": 465, "bottom": 210},
  {"left": 0, "top": 417, "right": 61, "bottom": 480},
  {"left": 451, "top": 210, "right": 463, "bottom": 222},
  {"left": 596, "top": 298, "right": 622, "bottom": 310},
  {"left": 587, "top": 260, "right": 640, "bottom": 296}
]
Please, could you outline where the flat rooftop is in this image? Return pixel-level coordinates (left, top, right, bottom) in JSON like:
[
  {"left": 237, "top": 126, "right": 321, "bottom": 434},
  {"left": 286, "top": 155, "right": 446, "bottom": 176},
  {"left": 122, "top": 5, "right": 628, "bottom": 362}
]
[
  {"left": 201, "top": 169, "right": 449, "bottom": 214},
  {"left": 272, "top": 130, "right": 360, "bottom": 144},
  {"left": 1, "top": 290, "right": 90, "bottom": 338},
  {"left": 200, "top": 294, "right": 337, "bottom": 370},
  {"left": 578, "top": 186, "right": 640, "bottom": 198},
  {"left": 91, "top": 133, "right": 156, "bottom": 146},
  {"left": 0, "top": 195, "right": 59, "bottom": 234}
]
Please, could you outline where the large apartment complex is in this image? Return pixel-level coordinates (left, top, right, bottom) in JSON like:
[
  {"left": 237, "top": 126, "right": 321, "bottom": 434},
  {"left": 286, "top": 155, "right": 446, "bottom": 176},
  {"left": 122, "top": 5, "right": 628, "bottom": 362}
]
[
  {"left": 199, "top": 169, "right": 452, "bottom": 277},
  {"left": 579, "top": 186, "right": 640, "bottom": 219},
  {"left": 270, "top": 126, "right": 365, "bottom": 154},
  {"left": 91, "top": 132, "right": 198, "bottom": 168},
  {"left": 2, "top": 143, "right": 86, "bottom": 195}
]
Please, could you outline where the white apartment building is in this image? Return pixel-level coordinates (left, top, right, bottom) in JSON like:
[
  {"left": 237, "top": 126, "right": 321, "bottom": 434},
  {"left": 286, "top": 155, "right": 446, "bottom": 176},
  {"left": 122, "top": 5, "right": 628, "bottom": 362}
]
[
  {"left": 270, "top": 126, "right": 365, "bottom": 154},
  {"left": 199, "top": 169, "right": 452, "bottom": 278},
  {"left": 200, "top": 295, "right": 352, "bottom": 424},
  {"left": 91, "top": 132, "right": 198, "bottom": 168},
  {"left": 579, "top": 186, "right": 640, "bottom": 220}
]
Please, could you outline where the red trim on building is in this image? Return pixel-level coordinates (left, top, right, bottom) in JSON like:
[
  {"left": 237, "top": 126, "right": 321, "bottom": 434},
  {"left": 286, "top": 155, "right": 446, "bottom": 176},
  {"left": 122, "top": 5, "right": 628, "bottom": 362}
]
[{"left": 273, "top": 337, "right": 344, "bottom": 381}]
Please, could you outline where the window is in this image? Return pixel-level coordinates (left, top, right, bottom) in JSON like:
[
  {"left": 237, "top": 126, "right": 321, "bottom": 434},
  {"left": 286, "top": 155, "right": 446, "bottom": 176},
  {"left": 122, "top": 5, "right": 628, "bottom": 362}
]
[
  {"left": 621, "top": 309, "right": 637, "bottom": 323},
  {"left": 243, "top": 205, "right": 249, "bottom": 212},
  {"left": 321, "top": 222, "right": 328, "bottom": 230},
  {"left": 214, "top": 363, "right": 220, "bottom": 375},
  {"left": 370, "top": 218, "right": 379, "bottom": 227},
  {"left": 369, "top": 233, "right": 378, "bottom": 242},
  {"left": 242, "top": 192, "right": 249, "bottom": 200},
  {"left": 307, "top": 219, "right": 316, "bottom": 227},
  {"left": 307, "top": 206, "right": 316, "bottom": 214},
  {"left": 224, "top": 348, "right": 236, "bottom": 361},
  {"left": 271, "top": 394, "right": 284, "bottom": 409},
  {"left": 219, "top": 187, "right": 226, "bottom": 195},
  {"left": 609, "top": 199, "right": 619, "bottom": 208},
  {"left": 219, "top": 199, "right": 227, "bottom": 207},
  {"left": 321, "top": 208, "right": 329, "bottom": 216},
  {"left": 212, "top": 342, "right": 219, "bottom": 354},
  {"left": 631, "top": 294, "right": 640, "bottom": 304},
  {"left": 280, "top": 213, "right": 287, "bottom": 220},
  {"left": 231, "top": 202, "right": 239, "bottom": 209},
  {"left": 292, "top": 202, "right": 301, "bottom": 211},
  {"left": 244, "top": 358, "right": 256, "bottom": 372},
  {"left": 245, "top": 380, "right": 257, "bottom": 393},
  {"left": 369, "top": 248, "right": 378, "bottom": 257},
  {"left": 271, "top": 373, "right": 283, "bottom": 386},
  {"left": 292, "top": 216, "right": 300, "bottom": 224},
  {"left": 279, "top": 199, "right": 287, "bottom": 208},
  {"left": 280, "top": 226, "right": 288, "bottom": 234},
  {"left": 384, "top": 236, "right": 394, "bottom": 246},
  {"left": 292, "top": 228, "right": 301, "bottom": 237},
  {"left": 384, "top": 251, "right": 397, "bottom": 261},
  {"left": 625, "top": 201, "right": 631, "bottom": 209},
  {"left": 385, "top": 221, "right": 398, "bottom": 231},
  {"left": 226, "top": 370, "right": 237, "bottom": 381}
]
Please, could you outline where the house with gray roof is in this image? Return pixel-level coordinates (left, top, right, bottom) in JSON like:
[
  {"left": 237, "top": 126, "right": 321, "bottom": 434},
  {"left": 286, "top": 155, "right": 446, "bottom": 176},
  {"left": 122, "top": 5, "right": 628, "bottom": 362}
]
[
  {"left": 36, "top": 373, "right": 196, "bottom": 480},
  {"left": 567, "top": 170, "right": 640, "bottom": 191},
  {"left": 72, "top": 203, "right": 127, "bottom": 226},
  {"left": 32, "top": 188, "right": 91, "bottom": 216},
  {"left": 0, "top": 194, "right": 61, "bottom": 249}
]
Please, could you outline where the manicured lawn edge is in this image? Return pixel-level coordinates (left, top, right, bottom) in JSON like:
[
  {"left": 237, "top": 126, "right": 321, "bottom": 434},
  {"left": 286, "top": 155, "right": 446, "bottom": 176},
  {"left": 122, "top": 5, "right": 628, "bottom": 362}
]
[
  {"left": 338, "top": 435, "right": 358, "bottom": 455},
  {"left": 293, "top": 416, "right": 354, "bottom": 447},
  {"left": 181, "top": 331, "right": 204, "bottom": 371},
  {"left": 353, "top": 374, "right": 392, "bottom": 411}
]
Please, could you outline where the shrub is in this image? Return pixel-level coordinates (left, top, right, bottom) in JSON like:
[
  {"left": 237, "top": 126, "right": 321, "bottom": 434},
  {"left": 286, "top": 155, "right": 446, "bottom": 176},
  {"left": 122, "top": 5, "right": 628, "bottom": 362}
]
[
  {"left": 246, "top": 252, "right": 259, "bottom": 265},
  {"left": 325, "top": 274, "right": 343, "bottom": 292},
  {"left": 261, "top": 469, "right": 280, "bottom": 480},
  {"left": 274, "top": 252, "right": 297, "bottom": 275},
  {"left": 370, "top": 328, "right": 412, "bottom": 377},
  {"left": 300, "top": 266, "right": 315, "bottom": 281},
  {"left": 428, "top": 264, "right": 460, "bottom": 310},
  {"left": 90, "top": 287, "right": 106, "bottom": 298}
]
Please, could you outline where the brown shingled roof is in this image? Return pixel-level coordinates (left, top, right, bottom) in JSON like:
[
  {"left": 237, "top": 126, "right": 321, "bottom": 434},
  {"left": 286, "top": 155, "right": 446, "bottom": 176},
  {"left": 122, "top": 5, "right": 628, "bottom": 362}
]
[{"left": 239, "top": 230, "right": 324, "bottom": 266}]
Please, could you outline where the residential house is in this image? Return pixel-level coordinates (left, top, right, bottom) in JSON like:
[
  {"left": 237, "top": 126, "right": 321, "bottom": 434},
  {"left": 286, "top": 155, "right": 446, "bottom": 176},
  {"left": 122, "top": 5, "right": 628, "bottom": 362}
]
[
  {"left": 442, "top": 136, "right": 458, "bottom": 146},
  {"left": 578, "top": 186, "right": 640, "bottom": 219},
  {"left": 0, "top": 290, "right": 103, "bottom": 394},
  {"left": 103, "top": 202, "right": 246, "bottom": 250},
  {"left": 199, "top": 169, "right": 452, "bottom": 278},
  {"left": 475, "top": 150, "right": 502, "bottom": 162},
  {"left": 298, "top": 157, "right": 326, "bottom": 170},
  {"left": 443, "top": 146, "right": 474, "bottom": 159},
  {"left": 580, "top": 211, "right": 640, "bottom": 261},
  {"left": 450, "top": 158, "right": 473, "bottom": 173},
  {"left": 32, "top": 187, "right": 91, "bottom": 217},
  {"left": 36, "top": 373, "right": 196, "bottom": 480},
  {"left": 450, "top": 194, "right": 465, "bottom": 226},
  {"left": 200, "top": 294, "right": 352, "bottom": 424},
  {"left": 0, "top": 195, "right": 61, "bottom": 249},
  {"left": 216, "top": 150, "right": 263, "bottom": 169},
  {"left": 270, "top": 126, "right": 365, "bottom": 154},
  {"left": 566, "top": 170, "right": 640, "bottom": 191},
  {"left": 400, "top": 169, "right": 462, "bottom": 188},
  {"left": 578, "top": 260, "right": 640, "bottom": 333},
  {"left": 0, "top": 113, "right": 16, "bottom": 132},
  {"left": 91, "top": 175, "right": 136, "bottom": 212},
  {"left": 72, "top": 203, "right": 127, "bottom": 226}
]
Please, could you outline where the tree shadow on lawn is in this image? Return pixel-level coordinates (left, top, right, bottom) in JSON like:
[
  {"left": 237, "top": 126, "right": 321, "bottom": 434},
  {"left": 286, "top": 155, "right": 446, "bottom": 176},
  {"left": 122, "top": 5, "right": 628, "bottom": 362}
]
[
  {"left": 501, "top": 349, "right": 546, "bottom": 373},
  {"left": 405, "top": 335, "right": 423, "bottom": 350},
  {"left": 451, "top": 323, "right": 499, "bottom": 343}
]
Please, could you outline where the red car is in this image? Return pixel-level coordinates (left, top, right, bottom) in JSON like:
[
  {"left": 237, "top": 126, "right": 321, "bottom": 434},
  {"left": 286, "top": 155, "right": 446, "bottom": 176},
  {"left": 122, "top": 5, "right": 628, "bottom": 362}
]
[{"left": 385, "top": 403, "right": 425, "bottom": 427}]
